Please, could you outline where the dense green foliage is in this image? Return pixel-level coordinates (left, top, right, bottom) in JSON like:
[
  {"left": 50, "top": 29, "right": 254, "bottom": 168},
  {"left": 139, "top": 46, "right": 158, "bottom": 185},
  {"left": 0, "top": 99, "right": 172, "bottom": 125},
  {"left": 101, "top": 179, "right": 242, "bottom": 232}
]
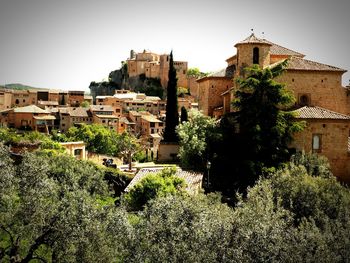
[
  {"left": 65, "top": 124, "right": 119, "bottom": 155},
  {"left": 182, "top": 61, "right": 305, "bottom": 194},
  {"left": 0, "top": 128, "right": 65, "bottom": 153},
  {"left": 163, "top": 51, "right": 179, "bottom": 142},
  {"left": 64, "top": 124, "right": 141, "bottom": 161},
  {"left": 186, "top": 67, "right": 208, "bottom": 78},
  {"left": 0, "top": 146, "right": 130, "bottom": 262},
  {"left": 1, "top": 145, "right": 350, "bottom": 262},
  {"left": 123, "top": 167, "right": 186, "bottom": 211},
  {"left": 233, "top": 60, "right": 304, "bottom": 170},
  {"left": 177, "top": 109, "right": 220, "bottom": 170}
]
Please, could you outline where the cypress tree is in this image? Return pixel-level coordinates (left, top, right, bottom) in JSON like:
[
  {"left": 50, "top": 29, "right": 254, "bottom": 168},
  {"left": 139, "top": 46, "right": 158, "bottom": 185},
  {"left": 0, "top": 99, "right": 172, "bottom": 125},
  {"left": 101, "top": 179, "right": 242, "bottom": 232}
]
[
  {"left": 163, "top": 51, "right": 179, "bottom": 142},
  {"left": 180, "top": 106, "right": 188, "bottom": 123}
]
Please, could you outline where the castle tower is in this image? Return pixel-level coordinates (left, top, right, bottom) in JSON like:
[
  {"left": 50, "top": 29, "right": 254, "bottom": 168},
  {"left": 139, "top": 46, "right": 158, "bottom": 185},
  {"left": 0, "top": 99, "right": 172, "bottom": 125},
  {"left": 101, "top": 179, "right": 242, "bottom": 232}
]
[{"left": 234, "top": 33, "right": 272, "bottom": 76}]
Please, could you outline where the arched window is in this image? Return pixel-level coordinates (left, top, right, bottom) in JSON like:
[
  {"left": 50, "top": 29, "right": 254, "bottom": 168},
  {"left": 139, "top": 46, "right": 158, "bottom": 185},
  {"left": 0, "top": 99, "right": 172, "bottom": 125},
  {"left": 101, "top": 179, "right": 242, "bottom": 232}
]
[
  {"left": 253, "top": 47, "right": 259, "bottom": 64},
  {"left": 299, "top": 94, "right": 310, "bottom": 106},
  {"left": 15, "top": 99, "right": 19, "bottom": 105}
]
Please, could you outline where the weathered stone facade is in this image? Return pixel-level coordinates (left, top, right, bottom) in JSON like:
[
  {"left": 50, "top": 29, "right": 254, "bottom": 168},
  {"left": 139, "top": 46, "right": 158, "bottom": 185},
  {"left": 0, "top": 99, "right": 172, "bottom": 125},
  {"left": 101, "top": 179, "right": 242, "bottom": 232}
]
[
  {"left": 127, "top": 50, "right": 188, "bottom": 89},
  {"left": 198, "top": 33, "right": 350, "bottom": 182}
]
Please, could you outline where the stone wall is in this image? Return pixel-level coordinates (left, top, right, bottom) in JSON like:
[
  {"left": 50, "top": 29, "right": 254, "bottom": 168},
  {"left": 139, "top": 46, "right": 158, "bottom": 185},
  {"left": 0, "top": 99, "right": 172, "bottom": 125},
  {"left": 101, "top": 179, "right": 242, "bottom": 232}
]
[
  {"left": 198, "top": 77, "right": 231, "bottom": 116},
  {"left": 236, "top": 43, "right": 271, "bottom": 74},
  {"left": 157, "top": 143, "right": 179, "bottom": 162},
  {"left": 290, "top": 119, "right": 350, "bottom": 182},
  {"left": 277, "top": 71, "right": 349, "bottom": 115}
]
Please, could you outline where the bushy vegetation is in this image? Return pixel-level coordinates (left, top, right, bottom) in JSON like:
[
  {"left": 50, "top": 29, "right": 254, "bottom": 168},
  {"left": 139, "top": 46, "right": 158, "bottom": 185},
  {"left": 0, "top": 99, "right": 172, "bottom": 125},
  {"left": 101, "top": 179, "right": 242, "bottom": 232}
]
[
  {"left": 1, "top": 144, "right": 350, "bottom": 262},
  {"left": 177, "top": 109, "right": 220, "bottom": 170},
  {"left": 0, "top": 128, "right": 65, "bottom": 152},
  {"left": 123, "top": 167, "right": 186, "bottom": 211}
]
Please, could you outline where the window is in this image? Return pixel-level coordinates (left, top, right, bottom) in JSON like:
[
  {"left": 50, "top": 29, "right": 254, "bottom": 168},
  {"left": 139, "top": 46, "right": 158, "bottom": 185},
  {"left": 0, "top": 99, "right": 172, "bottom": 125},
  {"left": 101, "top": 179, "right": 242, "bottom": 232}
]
[
  {"left": 299, "top": 94, "right": 310, "bottom": 106},
  {"left": 150, "top": 122, "right": 155, "bottom": 128},
  {"left": 253, "top": 47, "right": 259, "bottom": 64},
  {"left": 23, "top": 99, "right": 26, "bottom": 103},
  {"left": 15, "top": 99, "right": 19, "bottom": 105},
  {"left": 102, "top": 120, "right": 106, "bottom": 123},
  {"left": 312, "top": 134, "right": 322, "bottom": 153}
]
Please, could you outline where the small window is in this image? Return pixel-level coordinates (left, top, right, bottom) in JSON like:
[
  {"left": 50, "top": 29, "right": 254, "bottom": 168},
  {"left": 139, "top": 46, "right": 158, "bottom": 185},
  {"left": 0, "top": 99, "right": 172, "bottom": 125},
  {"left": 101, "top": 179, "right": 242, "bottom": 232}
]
[
  {"left": 312, "top": 134, "right": 322, "bottom": 153},
  {"left": 23, "top": 99, "right": 26, "bottom": 103},
  {"left": 15, "top": 99, "right": 19, "bottom": 105},
  {"left": 74, "top": 149, "right": 82, "bottom": 156},
  {"left": 299, "top": 94, "right": 310, "bottom": 106},
  {"left": 253, "top": 47, "right": 259, "bottom": 64}
]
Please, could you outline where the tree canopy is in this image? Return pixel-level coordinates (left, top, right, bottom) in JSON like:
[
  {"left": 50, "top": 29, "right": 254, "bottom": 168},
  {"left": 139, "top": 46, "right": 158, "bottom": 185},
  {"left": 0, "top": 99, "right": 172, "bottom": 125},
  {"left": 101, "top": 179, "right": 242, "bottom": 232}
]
[
  {"left": 177, "top": 109, "right": 220, "bottom": 170},
  {"left": 233, "top": 60, "right": 304, "bottom": 170},
  {"left": 123, "top": 167, "right": 186, "bottom": 211}
]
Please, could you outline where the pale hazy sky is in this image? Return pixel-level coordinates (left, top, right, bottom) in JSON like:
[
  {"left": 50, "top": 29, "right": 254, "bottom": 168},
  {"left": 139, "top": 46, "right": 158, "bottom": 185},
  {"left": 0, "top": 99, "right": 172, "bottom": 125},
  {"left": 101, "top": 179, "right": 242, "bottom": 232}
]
[{"left": 0, "top": 0, "right": 350, "bottom": 91}]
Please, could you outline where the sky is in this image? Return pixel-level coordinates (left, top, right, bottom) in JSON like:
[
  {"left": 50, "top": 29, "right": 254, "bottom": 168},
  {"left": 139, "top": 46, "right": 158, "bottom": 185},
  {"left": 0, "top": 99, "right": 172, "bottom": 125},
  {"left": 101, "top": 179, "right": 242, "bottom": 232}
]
[{"left": 0, "top": 0, "right": 350, "bottom": 91}]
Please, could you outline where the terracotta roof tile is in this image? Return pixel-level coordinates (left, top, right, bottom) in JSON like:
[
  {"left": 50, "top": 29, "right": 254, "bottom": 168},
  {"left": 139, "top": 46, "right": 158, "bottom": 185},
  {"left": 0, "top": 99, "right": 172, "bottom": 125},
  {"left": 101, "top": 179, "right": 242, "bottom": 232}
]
[
  {"left": 268, "top": 42, "right": 304, "bottom": 57},
  {"left": 90, "top": 105, "right": 114, "bottom": 112},
  {"left": 286, "top": 56, "right": 346, "bottom": 72},
  {"left": 63, "top": 107, "right": 90, "bottom": 117},
  {"left": 235, "top": 33, "right": 272, "bottom": 47},
  {"left": 13, "top": 105, "right": 50, "bottom": 114},
  {"left": 125, "top": 167, "right": 203, "bottom": 194},
  {"left": 293, "top": 106, "right": 350, "bottom": 120}
]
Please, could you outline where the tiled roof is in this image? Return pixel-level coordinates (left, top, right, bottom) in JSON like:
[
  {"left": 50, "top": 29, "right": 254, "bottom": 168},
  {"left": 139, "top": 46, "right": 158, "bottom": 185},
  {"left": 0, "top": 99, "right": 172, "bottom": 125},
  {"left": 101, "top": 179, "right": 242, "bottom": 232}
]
[
  {"left": 119, "top": 117, "right": 133, "bottom": 125},
  {"left": 13, "top": 105, "right": 50, "bottom": 114},
  {"left": 90, "top": 105, "right": 114, "bottom": 112},
  {"left": 286, "top": 56, "right": 346, "bottom": 72},
  {"left": 199, "top": 65, "right": 235, "bottom": 81},
  {"left": 141, "top": 115, "right": 162, "bottom": 123},
  {"left": 61, "top": 107, "right": 90, "bottom": 117},
  {"left": 95, "top": 114, "right": 119, "bottom": 119},
  {"left": 125, "top": 167, "right": 203, "bottom": 194},
  {"left": 235, "top": 33, "right": 272, "bottom": 47},
  {"left": 269, "top": 42, "right": 304, "bottom": 57},
  {"left": 293, "top": 106, "right": 350, "bottom": 120}
]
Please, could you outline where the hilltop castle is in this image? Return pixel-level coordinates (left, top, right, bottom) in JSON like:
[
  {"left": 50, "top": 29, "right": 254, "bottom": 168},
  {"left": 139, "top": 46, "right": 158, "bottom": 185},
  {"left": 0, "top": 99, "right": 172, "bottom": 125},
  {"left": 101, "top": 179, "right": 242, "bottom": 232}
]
[
  {"left": 127, "top": 49, "right": 188, "bottom": 89},
  {"left": 197, "top": 33, "right": 350, "bottom": 182}
]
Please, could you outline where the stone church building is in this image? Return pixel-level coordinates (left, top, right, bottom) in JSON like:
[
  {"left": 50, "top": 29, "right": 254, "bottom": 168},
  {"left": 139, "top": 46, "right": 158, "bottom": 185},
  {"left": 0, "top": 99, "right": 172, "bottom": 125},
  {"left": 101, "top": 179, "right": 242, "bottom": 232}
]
[{"left": 198, "top": 33, "right": 350, "bottom": 182}]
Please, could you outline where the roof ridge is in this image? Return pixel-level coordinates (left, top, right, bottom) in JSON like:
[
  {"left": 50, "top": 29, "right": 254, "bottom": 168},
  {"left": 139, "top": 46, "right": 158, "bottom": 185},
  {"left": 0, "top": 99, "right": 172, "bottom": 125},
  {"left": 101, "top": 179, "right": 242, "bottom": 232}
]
[
  {"left": 313, "top": 106, "right": 350, "bottom": 118},
  {"left": 294, "top": 106, "right": 350, "bottom": 119},
  {"left": 292, "top": 56, "right": 345, "bottom": 71}
]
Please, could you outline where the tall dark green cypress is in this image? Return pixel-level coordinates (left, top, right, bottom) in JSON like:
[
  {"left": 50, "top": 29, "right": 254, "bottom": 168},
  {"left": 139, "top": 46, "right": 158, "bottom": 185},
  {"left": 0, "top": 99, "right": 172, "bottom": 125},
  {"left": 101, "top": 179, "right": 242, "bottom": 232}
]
[
  {"left": 163, "top": 51, "right": 179, "bottom": 142},
  {"left": 180, "top": 106, "right": 188, "bottom": 123}
]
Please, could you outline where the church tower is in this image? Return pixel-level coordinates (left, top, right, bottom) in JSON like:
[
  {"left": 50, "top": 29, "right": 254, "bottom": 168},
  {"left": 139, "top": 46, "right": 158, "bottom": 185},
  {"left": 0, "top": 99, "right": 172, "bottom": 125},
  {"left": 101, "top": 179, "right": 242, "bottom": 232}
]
[{"left": 234, "top": 33, "right": 271, "bottom": 77}]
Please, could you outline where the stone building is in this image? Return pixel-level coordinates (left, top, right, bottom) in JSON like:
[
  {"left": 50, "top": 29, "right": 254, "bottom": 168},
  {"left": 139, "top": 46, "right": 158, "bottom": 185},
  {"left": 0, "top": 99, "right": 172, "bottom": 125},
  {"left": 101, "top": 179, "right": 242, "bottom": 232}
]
[
  {"left": 198, "top": 33, "right": 350, "bottom": 182},
  {"left": 0, "top": 88, "right": 89, "bottom": 110},
  {"left": 59, "top": 107, "right": 93, "bottom": 132},
  {"left": 0, "top": 105, "right": 55, "bottom": 133},
  {"left": 96, "top": 90, "right": 166, "bottom": 116},
  {"left": 127, "top": 50, "right": 188, "bottom": 89}
]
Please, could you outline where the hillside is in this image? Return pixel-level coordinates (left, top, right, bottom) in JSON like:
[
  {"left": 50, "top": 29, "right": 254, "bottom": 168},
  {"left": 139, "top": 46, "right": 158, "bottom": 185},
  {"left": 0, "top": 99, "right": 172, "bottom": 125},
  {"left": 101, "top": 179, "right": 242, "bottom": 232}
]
[{"left": 1, "top": 83, "right": 49, "bottom": 90}]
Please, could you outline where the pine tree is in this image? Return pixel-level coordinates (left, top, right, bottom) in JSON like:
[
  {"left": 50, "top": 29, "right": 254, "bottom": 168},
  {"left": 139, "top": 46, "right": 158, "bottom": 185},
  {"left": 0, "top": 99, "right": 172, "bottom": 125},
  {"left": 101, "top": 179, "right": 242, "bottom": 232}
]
[{"left": 163, "top": 51, "right": 179, "bottom": 142}]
